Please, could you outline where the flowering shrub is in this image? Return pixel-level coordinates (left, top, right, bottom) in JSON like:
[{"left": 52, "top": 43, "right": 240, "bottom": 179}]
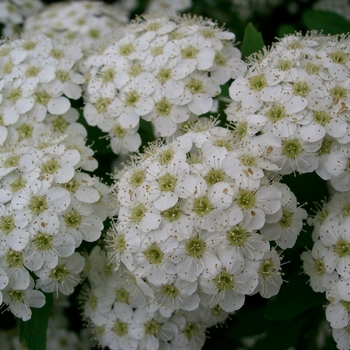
[{"left": 2, "top": 0, "right": 350, "bottom": 350}]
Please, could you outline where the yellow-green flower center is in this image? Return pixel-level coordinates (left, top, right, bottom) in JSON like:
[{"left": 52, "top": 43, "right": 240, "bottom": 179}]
[
  {"left": 214, "top": 271, "right": 234, "bottom": 291},
  {"left": 64, "top": 209, "right": 83, "bottom": 228},
  {"left": 227, "top": 226, "right": 247, "bottom": 246},
  {"left": 293, "top": 81, "right": 310, "bottom": 97},
  {"left": 236, "top": 189, "right": 256, "bottom": 210},
  {"left": 34, "top": 232, "right": 53, "bottom": 251},
  {"left": 282, "top": 139, "right": 302, "bottom": 159},
  {"left": 0, "top": 216, "right": 15, "bottom": 234},
  {"left": 29, "top": 195, "right": 47, "bottom": 215},
  {"left": 144, "top": 243, "right": 164, "bottom": 264},
  {"left": 205, "top": 169, "right": 225, "bottom": 185},
  {"left": 259, "top": 258, "right": 274, "bottom": 277},
  {"left": 181, "top": 45, "right": 198, "bottom": 59},
  {"left": 185, "top": 236, "right": 206, "bottom": 258},
  {"left": 249, "top": 75, "right": 267, "bottom": 91},
  {"left": 193, "top": 196, "right": 214, "bottom": 217},
  {"left": 158, "top": 173, "right": 177, "bottom": 192}
]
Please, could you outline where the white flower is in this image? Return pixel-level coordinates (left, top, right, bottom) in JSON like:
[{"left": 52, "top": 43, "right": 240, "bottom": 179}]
[
  {"left": 170, "top": 231, "right": 221, "bottom": 282},
  {"left": 132, "top": 235, "right": 177, "bottom": 285},
  {"left": 320, "top": 218, "right": 350, "bottom": 278},
  {"left": 267, "top": 128, "right": 321, "bottom": 175},
  {"left": 2, "top": 275, "right": 45, "bottom": 321},
  {"left": 215, "top": 223, "right": 269, "bottom": 266},
  {"left": 35, "top": 252, "right": 85, "bottom": 296},
  {"left": 332, "top": 325, "right": 350, "bottom": 350},
  {"left": 227, "top": 177, "right": 282, "bottom": 230},
  {"left": 199, "top": 259, "right": 258, "bottom": 312},
  {"left": 59, "top": 200, "right": 104, "bottom": 248},
  {"left": 183, "top": 73, "right": 220, "bottom": 115},
  {"left": 261, "top": 183, "right": 307, "bottom": 249},
  {"left": 301, "top": 240, "right": 338, "bottom": 293},
  {"left": 23, "top": 211, "right": 75, "bottom": 271},
  {"left": 129, "top": 308, "right": 177, "bottom": 350},
  {"left": 164, "top": 34, "right": 215, "bottom": 79},
  {"left": 185, "top": 177, "right": 233, "bottom": 232},
  {"left": 0, "top": 203, "right": 29, "bottom": 252},
  {"left": 325, "top": 285, "right": 350, "bottom": 329},
  {"left": 229, "top": 68, "right": 285, "bottom": 113},
  {"left": 12, "top": 179, "right": 71, "bottom": 225},
  {"left": 152, "top": 275, "right": 200, "bottom": 314},
  {"left": 254, "top": 249, "right": 283, "bottom": 298},
  {"left": 170, "top": 311, "right": 207, "bottom": 350},
  {"left": 103, "top": 302, "right": 138, "bottom": 350},
  {"left": 145, "top": 156, "right": 196, "bottom": 211}
]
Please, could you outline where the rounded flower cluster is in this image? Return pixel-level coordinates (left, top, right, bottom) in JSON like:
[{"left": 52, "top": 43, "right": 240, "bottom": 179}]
[
  {"left": 0, "top": 0, "right": 43, "bottom": 37},
  {"left": 302, "top": 190, "right": 350, "bottom": 350},
  {"left": 0, "top": 132, "right": 111, "bottom": 320},
  {"left": 80, "top": 121, "right": 308, "bottom": 349},
  {"left": 83, "top": 14, "right": 246, "bottom": 154},
  {"left": 227, "top": 32, "right": 350, "bottom": 191},
  {"left": 0, "top": 33, "right": 112, "bottom": 321},
  {"left": 23, "top": 1, "right": 128, "bottom": 54},
  {"left": 0, "top": 33, "right": 86, "bottom": 147}
]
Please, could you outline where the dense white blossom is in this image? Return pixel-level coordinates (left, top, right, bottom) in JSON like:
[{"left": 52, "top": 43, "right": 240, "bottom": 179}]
[{"left": 83, "top": 13, "right": 245, "bottom": 154}]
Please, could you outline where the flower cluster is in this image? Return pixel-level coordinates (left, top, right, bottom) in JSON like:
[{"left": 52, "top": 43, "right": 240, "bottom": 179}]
[
  {"left": 79, "top": 121, "right": 308, "bottom": 349},
  {"left": 0, "top": 0, "right": 43, "bottom": 37},
  {"left": 0, "top": 131, "right": 111, "bottom": 320},
  {"left": 302, "top": 190, "right": 350, "bottom": 350},
  {"left": 0, "top": 33, "right": 86, "bottom": 147},
  {"left": 227, "top": 32, "right": 350, "bottom": 191},
  {"left": 23, "top": 1, "right": 129, "bottom": 54},
  {"left": 83, "top": 13, "right": 246, "bottom": 154},
  {"left": 0, "top": 32, "right": 112, "bottom": 321}
]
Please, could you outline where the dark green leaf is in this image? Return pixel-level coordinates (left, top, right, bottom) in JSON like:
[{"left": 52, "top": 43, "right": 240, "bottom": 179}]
[
  {"left": 265, "top": 271, "right": 326, "bottom": 320},
  {"left": 302, "top": 10, "right": 350, "bottom": 35},
  {"left": 17, "top": 293, "right": 53, "bottom": 350},
  {"left": 277, "top": 24, "right": 296, "bottom": 38},
  {"left": 253, "top": 312, "right": 315, "bottom": 350},
  {"left": 241, "top": 22, "right": 264, "bottom": 60}
]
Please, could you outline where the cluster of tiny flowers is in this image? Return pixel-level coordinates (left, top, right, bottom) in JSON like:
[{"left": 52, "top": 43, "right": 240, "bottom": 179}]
[
  {"left": 227, "top": 32, "right": 350, "bottom": 191},
  {"left": 0, "top": 32, "right": 86, "bottom": 147},
  {"left": 79, "top": 121, "right": 308, "bottom": 350},
  {"left": 0, "top": 0, "right": 43, "bottom": 37},
  {"left": 82, "top": 245, "right": 218, "bottom": 350},
  {"left": 0, "top": 33, "right": 114, "bottom": 321},
  {"left": 83, "top": 13, "right": 246, "bottom": 154},
  {"left": 0, "top": 129, "right": 112, "bottom": 320},
  {"left": 301, "top": 190, "right": 350, "bottom": 350},
  {"left": 23, "top": 1, "right": 128, "bottom": 55}
]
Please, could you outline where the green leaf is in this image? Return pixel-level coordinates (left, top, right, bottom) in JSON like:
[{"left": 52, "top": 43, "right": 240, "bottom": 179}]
[
  {"left": 265, "top": 271, "right": 326, "bottom": 320},
  {"left": 277, "top": 24, "right": 296, "bottom": 38},
  {"left": 303, "top": 10, "right": 350, "bottom": 35},
  {"left": 17, "top": 293, "right": 53, "bottom": 350},
  {"left": 241, "top": 22, "right": 264, "bottom": 60},
  {"left": 253, "top": 312, "right": 316, "bottom": 350}
]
